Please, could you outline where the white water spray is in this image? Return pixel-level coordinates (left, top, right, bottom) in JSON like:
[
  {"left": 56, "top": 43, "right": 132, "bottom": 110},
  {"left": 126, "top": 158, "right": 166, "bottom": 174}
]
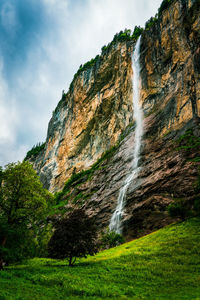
[{"left": 109, "top": 36, "right": 143, "bottom": 234}]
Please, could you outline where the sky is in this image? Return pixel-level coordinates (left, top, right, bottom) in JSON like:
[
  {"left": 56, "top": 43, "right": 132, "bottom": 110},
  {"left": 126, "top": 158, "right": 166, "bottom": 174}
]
[{"left": 0, "top": 0, "right": 162, "bottom": 167}]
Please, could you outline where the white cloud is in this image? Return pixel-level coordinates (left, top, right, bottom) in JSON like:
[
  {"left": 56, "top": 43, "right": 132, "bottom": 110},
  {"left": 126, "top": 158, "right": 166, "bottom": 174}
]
[
  {"left": 0, "top": 58, "right": 20, "bottom": 165},
  {"left": 0, "top": 59, "right": 17, "bottom": 144},
  {"left": 63, "top": 0, "right": 162, "bottom": 64}
]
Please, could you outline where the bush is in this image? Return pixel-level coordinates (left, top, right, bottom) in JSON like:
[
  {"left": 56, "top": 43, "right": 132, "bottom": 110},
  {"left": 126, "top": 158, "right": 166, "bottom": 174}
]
[
  {"left": 132, "top": 26, "right": 143, "bottom": 39},
  {"left": 168, "top": 199, "right": 189, "bottom": 221},
  {"left": 177, "top": 129, "right": 200, "bottom": 151},
  {"left": 193, "top": 170, "right": 200, "bottom": 216},
  {"left": 194, "top": 198, "right": 200, "bottom": 215},
  {"left": 100, "top": 229, "right": 125, "bottom": 249},
  {"left": 145, "top": 15, "right": 158, "bottom": 30}
]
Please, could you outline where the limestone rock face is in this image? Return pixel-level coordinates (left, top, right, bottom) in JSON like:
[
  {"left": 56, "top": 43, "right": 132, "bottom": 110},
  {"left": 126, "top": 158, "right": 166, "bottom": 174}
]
[
  {"left": 32, "top": 0, "right": 200, "bottom": 238},
  {"left": 140, "top": 0, "right": 200, "bottom": 136},
  {"left": 33, "top": 42, "right": 134, "bottom": 192}
]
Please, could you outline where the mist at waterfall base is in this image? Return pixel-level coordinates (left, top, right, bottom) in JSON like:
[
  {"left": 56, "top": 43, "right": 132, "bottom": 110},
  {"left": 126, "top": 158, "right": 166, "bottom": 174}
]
[{"left": 109, "top": 36, "right": 143, "bottom": 234}]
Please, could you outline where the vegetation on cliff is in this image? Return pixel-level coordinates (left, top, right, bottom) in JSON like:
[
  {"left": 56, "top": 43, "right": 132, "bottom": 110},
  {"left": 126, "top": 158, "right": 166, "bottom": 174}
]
[
  {"left": 158, "top": 0, "right": 174, "bottom": 16},
  {"left": 100, "top": 26, "right": 143, "bottom": 53},
  {"left": 0, "top": 218, "right": 200, "bottom": 299},
  {"left": 69, "top": 0, "right": 177, "bottom": 91},
  {"left": 54, "top": 143, "right": 120, "bottom": 207},
  {"left": 145, "top": 0, "right": 174, "bottom": 30},
  {"left": 70, "top": 0, "right": 176, "bottom": 92},
  {"left": 167, "top": 128, "right": 200, "bottom": 220},
  {"left": 176, "top": 129, "right": 200, "bottom": 153},
  {"left": 69, "top": 26, "right": 143, "bottom": 91},
  {"left": 24, "top": 142, "right": 45, "bottom": 161}
]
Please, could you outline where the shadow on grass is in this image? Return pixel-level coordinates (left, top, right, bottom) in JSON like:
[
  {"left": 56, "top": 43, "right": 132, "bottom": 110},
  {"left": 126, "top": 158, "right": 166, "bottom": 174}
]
[
  {"left": 4, "top": 260, "right": 98, "bottom": 273},
  {"left": 44, "top": 261, "right": 98, "bottom": 268},
  {"left": 44, "top": 263, "right": 68, "bottom": 268}
]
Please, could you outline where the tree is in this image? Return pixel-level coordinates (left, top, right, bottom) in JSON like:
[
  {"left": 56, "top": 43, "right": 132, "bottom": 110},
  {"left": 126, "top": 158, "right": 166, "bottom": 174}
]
[
  {"left": 0, "top": 161, "right": 53, "bottom": 269},
  {"left": 48, "top": 209, "right": 98, "bottom": 266}
]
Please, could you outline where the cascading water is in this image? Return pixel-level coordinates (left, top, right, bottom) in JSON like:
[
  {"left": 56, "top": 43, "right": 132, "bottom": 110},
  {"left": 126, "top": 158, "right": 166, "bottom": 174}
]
[{"left": 109, "top": 36, "right": 143, "bottom": 234}]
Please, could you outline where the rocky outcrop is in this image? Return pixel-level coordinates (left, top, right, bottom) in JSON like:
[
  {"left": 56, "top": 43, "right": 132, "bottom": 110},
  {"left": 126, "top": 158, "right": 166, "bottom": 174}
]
[{"left": 31, "top": 0, "right": 200, "bottom": 239}]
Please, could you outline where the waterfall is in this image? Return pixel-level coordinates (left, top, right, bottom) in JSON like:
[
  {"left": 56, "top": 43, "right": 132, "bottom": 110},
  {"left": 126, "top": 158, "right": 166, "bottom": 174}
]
[{"left": 109, "top": 36, "right": 143, "bottom": 234}]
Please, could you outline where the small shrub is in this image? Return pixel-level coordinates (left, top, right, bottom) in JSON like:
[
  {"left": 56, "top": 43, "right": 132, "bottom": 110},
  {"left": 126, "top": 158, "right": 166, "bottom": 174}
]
[
  {"left": 194, "top": 198, "right": 200, "bottom": 215},
  {"left": 168, "top": 199, "right": 189, "bottom": 221},
  {"left": 194, "top": 168, "right": 200, "bottom": 193},
  {"left": 132, "top": 26, "right": 143, "bottom": 39},
  {"left": 177, "top": 129, "right": 200, "bottom": 150},
  {"left": 145, "top": 15, "right": 158, "bottom": 30},
  {"left": 101, "top": 45, "right": 107, "bottom": 52},
  {"left": 193, "top": 170, "right": 200, "bottom": 216},
  {"left": 100, "top": 229, "right": 125, "bottom": 249}
]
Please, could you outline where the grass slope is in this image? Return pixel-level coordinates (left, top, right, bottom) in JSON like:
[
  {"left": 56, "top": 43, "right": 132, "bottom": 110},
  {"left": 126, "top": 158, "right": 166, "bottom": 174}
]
[{"left": 1, "top": 218, "right": 200, "bottom": 299}]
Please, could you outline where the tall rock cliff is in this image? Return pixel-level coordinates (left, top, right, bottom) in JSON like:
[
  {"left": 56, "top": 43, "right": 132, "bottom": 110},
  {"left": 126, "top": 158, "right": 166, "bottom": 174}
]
[
  {"left": 30, "top": 0, "right": 200, "bottom": 238},
  {"left": 33, "top": 41, "right": 134, "bottom": 192}
]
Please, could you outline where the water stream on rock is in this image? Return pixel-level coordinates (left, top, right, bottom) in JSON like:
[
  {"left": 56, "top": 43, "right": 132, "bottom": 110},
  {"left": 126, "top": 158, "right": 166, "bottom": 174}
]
[{"left": 109, "top": 36, "right": 143, "bottom": 234}]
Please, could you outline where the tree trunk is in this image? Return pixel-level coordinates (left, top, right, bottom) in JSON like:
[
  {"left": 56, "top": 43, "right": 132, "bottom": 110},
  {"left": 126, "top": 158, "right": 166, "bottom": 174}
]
[
  {"left": 0, "top": 236, "right": 7, "bottom": 271},
  {"left": 68, "top": 254, "right": 72, "bottom": 267},
  {"left": 0, "top": 259, "right": 4, "bottom": 270},
  {"left": 68, "top": 254, "right": 76, "bottom": 266}
]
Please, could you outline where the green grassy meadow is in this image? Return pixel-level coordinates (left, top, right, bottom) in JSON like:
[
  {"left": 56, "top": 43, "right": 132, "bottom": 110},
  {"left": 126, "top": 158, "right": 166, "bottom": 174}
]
[{"left": 1, "top": 218, "right": 200, "bottom": 299}]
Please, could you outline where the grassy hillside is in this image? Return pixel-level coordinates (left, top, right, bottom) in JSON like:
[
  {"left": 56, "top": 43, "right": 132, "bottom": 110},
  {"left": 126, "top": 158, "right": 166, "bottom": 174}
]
[{"left": 1, "top": 218, "right": 200, "bottom": 299}]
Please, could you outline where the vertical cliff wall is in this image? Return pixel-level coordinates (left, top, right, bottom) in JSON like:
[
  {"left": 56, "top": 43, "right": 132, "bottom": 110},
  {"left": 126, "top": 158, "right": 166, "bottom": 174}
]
[
  {"left": 32, "top": 41, "right": 135, "bottom": 192},
  {"left": 140, "top": 0, "right": 200, "bottom": 133},
  {"left": 31, "top": 0, "right": 200, "bottom": 238}
]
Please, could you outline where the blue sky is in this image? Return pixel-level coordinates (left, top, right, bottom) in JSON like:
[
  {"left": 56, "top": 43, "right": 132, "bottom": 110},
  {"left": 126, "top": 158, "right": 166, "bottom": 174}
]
[{"left": 0, "top": 0, "right": 162, "bottom": 166}]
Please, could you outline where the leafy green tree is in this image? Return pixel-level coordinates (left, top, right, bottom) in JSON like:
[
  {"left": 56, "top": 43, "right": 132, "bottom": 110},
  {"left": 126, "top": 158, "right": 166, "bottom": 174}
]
[
  {"left": 0, "top": 161, "right": 53, "bottom": 269},
  {"left": 48, "top": 209, "right": 98, "bottom": 266}
]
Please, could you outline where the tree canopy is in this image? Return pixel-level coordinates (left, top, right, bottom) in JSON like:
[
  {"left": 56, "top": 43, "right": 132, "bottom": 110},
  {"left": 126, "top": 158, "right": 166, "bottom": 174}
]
[
  {"left": 48, "top": 209, "right": 98, "bottom": 266},
  {"left": 0, "top": 161, "right": 53, "bottom": 269}
]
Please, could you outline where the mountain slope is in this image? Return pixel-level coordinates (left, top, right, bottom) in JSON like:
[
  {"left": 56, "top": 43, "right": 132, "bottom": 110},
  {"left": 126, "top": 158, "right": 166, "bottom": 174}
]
[{"left": 1, "top": 218, "right": 200, "bottom": 299}]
